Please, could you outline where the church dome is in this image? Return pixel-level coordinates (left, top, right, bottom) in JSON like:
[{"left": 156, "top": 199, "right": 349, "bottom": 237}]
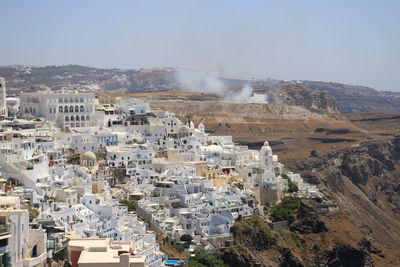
[{"left": 81, "top": 151, "right": 96, "bottom": 160}]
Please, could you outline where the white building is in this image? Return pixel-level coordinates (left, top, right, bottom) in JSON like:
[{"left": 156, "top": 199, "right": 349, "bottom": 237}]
[
  {"left": 117, "top": 98, "right": 149, "bottom": 116},
  {"left": 0, "top": 196, "right": 47, "bottom": 267},
  {"left": 68, "top": 239, "right": 148, "bottom": 267},
  {"left": 6, "top": 97, "right": 19, "bottom": 117},
  {"left": 107, "top": 146, "right": 153, "bottom": 170},
  {"left": 20, "top": 91, "right": 96, "bottom": 128},
  {"left": 0, "top": 77, "right": 7, "bottom": 117},
  {"left": 0, "top": 130, "right": 50, "bottom": 194}
]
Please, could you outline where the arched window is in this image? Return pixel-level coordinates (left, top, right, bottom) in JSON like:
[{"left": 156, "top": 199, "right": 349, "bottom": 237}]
[
  {"left": 80, "top": 97, "right": 84, "bottom": 103},
  {"left": 69, "top": 106, "right": 74, "bottom": 113},
  {"left": 75, "top": 97, "right": 79, "bottom": 103},
  {"left": 76, "top": 115, "right": 80, "bottom": 121},
  {"left": 81, "top": 115, "right": 85, "bottom": 121},
  {"left": 70, "top": 97, "right": 74, "bottom": 103},
  {"left": 86, "top": 115, "right": 90, "bottom": 121},
  {"left": 64, "top": 105, "right": 68, "bottom": 112},
  {"left": 59, "top": 106, "right": 63, "bottom": 113},
  {"left": 70, "top": 116, "right": 74, "bottom": 121},
  {"left": 64, "top": 97, "right": 68, "bottom": 103},
  {"left": 32, "top": 245, "right": 38, "bottom": 257},
  {"left": 75, "top": 105, "right": 79, "bottom": 112},
  {"left": 80, "top": 105, "right": 84, "bottom": 112},
  {"left": 65, "top": 116, "right": 69, "bottom": 122}
]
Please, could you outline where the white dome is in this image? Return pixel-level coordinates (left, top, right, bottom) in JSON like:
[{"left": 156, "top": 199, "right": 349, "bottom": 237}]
[
  {"left": 264, "top": 146, "right": 272, "bottom": 151},
  {"left": 81, "top": 151, "right": 96, "bottom": 160}
]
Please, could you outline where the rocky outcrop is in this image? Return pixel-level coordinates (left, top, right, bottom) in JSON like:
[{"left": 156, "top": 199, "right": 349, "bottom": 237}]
[
  {"left": 284, "top": 136, "right": 400, "bottom": 252},
  {"left": 289, "top": 199, "right": 328, "bottom": 234},
  {"left": 218, "top": 216, "right": 304, "bottom": 267},
  {"left": 218, "top": 208, "right": 379, "bottom": 267},
  {"left": 322, "top": 245, "right": 374, "bottom": 267},
  {"left": 302, "top": 81, "right": 400, "bottom": 114},
  {"left": 278, "top": 248, "right": 304, "bottom": 267},
  {"left": 266, "top": 84, "right": 339, "bottom": 114}
]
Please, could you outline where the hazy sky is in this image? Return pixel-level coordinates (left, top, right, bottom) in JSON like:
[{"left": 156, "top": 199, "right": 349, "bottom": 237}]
[{"left": 1, "top": 1, "right": 400, "bottom": 91}]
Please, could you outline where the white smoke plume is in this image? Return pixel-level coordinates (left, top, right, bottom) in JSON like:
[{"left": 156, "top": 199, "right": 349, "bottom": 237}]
[
  {"left": 224, "top": 84, "right": 268, "bottom": 103},
  {"left": 175, "top": 68, "right": 268, "bottom": 103},
  {"left": 175, "top": 68, "right": 227, "bottom": 95}
]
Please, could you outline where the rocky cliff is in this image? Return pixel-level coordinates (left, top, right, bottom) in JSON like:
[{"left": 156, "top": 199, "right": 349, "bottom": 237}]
[
  {"left": 218, "top": 199, "right": 380, "bottom": 267},
  {"left": 282, "top": 136, "right": 400, "bottom": 265},
  {"left": 302, "top": 81, "right": 400, "bottom": 114},
  {"left": 264, "top": 84, "right": 339, "bottom": 114},
  {"left": 217, "top": 134, "right": 400, "bottom": 266}
]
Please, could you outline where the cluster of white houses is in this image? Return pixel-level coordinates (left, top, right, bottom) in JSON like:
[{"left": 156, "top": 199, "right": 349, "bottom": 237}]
[{"left": 0, "top": 77, "right": 322, "bottom": 267}]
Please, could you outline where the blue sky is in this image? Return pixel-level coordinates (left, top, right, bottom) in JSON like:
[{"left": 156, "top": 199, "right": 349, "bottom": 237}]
[{"left": 1, "top": 1, "right": 399, "bottom": 91}]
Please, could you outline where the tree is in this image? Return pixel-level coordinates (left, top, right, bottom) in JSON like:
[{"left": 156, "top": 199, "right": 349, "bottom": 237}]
[
  {"left": 270, "top": 196, "right": 300, "bottom": 223},
  {"left": 288, "top": 180, "right": 299, "bottom": 193},
  {"left": 281, "top": 173, "right": 289, "bottom": 180},
  {"left": 180, "top": 234, "right": 193, "bottom": 248},
  {"left": 189, "top": 248, "right": 227, "bottom": 267},
  {"left": 185, "top": 114, "right": 192, "bottom": 125},
  {"left": 281, "top": 174, "right": 299, "bottom": 193},
  {"left": 28, "top": 206, "right": 39, "bottom": 220},
  {"left": 180, "top": 234, "right": 193, "bottom": 243},
  {"left": 119, "top": 199, "right": 136, "bottom": 212}
]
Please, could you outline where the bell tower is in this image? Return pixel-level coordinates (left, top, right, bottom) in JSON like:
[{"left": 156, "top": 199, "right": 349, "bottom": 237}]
[{"left": 0, "top": 77, "right": 7, "bottom": 117}]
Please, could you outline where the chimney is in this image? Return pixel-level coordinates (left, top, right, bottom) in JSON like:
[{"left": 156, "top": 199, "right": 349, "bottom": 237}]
[{"left": 119, "top": 253, "right": 130, "bottom": 267}]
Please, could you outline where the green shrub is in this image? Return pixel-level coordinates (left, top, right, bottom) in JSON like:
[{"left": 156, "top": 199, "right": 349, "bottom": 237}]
[
  {"left": 281, "top": 174, "right": 299, "bottom": 193},
  {"left": 270, "top": 196, "right": 300, "bottom": 223},
  {"left": 119, "top": 199, "right": 136, "bottom": 212},
  {"left": 172, "top": 244, "right": 185, "bottom": 252},
  {"left": 180, "top": 234, "right": 193, "bottom": 243},
  {"left": 28, "top": 206, "right": 39, "bottom": 220},
  {"left": 189, "top": 248, "right": 226, "bottom": 267},
  {"left": 288, "top": 180, "right": 299, "bottom": 193}
]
